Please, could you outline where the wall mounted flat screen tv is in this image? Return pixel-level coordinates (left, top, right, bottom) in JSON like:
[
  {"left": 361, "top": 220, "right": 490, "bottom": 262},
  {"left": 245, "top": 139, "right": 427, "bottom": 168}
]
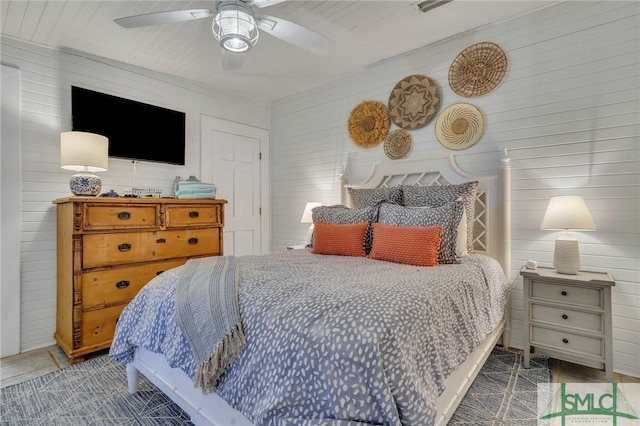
[{"left": 71, "top": 86, "right": 186, "bottom": 165}]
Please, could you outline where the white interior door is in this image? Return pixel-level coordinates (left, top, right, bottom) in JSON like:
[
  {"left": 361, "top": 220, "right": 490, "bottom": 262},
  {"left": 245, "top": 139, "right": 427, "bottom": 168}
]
[
  {"left": 1, "top": 64, "right": 22, "bottom": 356},
  {"left": 201, "top": 116, "right": 270, "bottom": 256}
]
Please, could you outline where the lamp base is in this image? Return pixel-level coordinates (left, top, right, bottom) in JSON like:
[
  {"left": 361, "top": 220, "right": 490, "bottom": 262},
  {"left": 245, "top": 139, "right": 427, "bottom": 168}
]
[
  {"left": 70, "top": 172, "right": 102, "bottom": 196},
  {"left": 553, "top": 235, "right": 580, "bottom": 275}
]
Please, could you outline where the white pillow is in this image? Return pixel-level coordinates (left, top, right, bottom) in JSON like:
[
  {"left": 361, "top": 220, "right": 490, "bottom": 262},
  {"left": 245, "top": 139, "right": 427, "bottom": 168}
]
[{"left": 456, "top": 208, "right": 469, "bottom": 258}]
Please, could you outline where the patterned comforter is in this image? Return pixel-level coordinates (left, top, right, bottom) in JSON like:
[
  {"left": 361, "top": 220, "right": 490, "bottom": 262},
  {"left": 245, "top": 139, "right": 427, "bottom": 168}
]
[{"left": 110, "top": 250, "right": 509, "bottom": 426}]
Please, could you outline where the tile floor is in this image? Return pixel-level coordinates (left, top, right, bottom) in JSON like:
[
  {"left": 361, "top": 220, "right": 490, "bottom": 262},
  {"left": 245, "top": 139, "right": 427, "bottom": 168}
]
[{"left": 1, "top": 345, "right": 639, "bottom": 389}]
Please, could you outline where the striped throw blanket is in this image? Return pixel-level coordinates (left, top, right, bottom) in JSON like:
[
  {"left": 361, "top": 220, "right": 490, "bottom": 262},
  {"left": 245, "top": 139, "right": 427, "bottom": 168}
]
[{"left": 175, "top": 256, "right": 245, "bottom": 392}]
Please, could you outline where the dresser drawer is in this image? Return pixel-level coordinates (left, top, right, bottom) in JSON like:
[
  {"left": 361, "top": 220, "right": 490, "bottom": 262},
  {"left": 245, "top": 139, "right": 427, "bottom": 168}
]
[
  {"left": 165, "top": 204, "right": 222, "bottom": 228},
  {"left": 82, "top": 259, "right": 187, "bottom": 310},
  {"left": 530, "top": 281, "right": 602, "bottom": 308},
  {"left": 530, "top": 303, "right": 603, "bottom": 333},
  {"left": 81, "top": 304, "right": 125, "bottom": 349},
  {"left": 83, "top": 204, "right": 159, "bottom": 231},
  {"left": 531, "top": 325, "right": 603, "bottom": 357},
  {"left": 83, "top": 228, "right": 221, "bottom": 268}
]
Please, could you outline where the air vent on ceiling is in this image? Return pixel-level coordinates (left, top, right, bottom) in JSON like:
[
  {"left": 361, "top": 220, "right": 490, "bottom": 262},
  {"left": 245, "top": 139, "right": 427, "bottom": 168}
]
[{"left": 417, "top": 0, "right": 452, "bottom": 13}]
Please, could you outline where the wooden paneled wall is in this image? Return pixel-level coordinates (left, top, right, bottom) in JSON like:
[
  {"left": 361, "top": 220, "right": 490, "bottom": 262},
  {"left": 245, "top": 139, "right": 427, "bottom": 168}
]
[{"left": 270, "top": 1, "right": 639, "bottom": 377}]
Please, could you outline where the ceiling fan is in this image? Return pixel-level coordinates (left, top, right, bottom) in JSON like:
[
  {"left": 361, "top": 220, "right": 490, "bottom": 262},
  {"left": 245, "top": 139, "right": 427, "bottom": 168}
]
[{"left": 114, "top": 0, "right": 333, "bottom": 70}]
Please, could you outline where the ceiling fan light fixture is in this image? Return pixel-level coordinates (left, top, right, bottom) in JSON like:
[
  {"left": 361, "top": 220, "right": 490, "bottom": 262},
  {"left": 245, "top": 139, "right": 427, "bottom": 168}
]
[{"left": 212, "top": 3, "right": 259, "bottom": 53}]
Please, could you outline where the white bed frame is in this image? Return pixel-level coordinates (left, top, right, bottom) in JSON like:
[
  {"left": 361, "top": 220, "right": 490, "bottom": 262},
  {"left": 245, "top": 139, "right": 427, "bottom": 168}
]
[{"left": 126, "top": 153, "right": 512, "bottom": 426}]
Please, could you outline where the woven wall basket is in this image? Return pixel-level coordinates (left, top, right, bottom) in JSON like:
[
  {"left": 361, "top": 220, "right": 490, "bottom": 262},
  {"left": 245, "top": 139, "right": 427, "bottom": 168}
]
[
  {"left": 449, "top": 42, "right": 508, "bottom": 98},
  {"left": 384, "top": 129, "right": 412, "bottom": 160},
  {"left": 388, "top": 74, "right": 441, "bottom": 130},
  {"left": 348, "top": 100, "right": 390, "bottom": 148},
  {"left": 435, "top": 103, "right": 485, "bottom": 151}
]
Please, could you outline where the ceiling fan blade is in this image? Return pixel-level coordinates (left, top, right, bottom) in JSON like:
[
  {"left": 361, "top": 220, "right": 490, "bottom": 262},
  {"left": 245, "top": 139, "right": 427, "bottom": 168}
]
[
  {"left": 222, "top": 51, "right": 245, "bottom": 71},
  {"left": 246, "top": 0, "right": 289, "bottom": 8},
  {"left": 256, "top": 15, "right": 332, "bottom": 55},
  {"left": 114, "top": 9, "right": 214, "bottom": 28}
]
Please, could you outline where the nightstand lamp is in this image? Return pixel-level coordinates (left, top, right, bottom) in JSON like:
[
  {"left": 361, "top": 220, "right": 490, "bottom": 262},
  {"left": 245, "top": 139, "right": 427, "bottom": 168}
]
[
  {"left": 60, "top": 131, "right": 109, "bottom": 196},
  {"left": 540, "top": 195, "right": 596, "bottom": 275},
  {"left": 301, "top": 201, "right": 322, "bottom": 245}
]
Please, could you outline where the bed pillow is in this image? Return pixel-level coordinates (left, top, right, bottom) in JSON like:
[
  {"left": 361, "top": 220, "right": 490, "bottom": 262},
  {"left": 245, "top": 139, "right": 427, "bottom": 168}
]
[
  {"left": 368, "top": 223, "right": 441, "bottom": 267},
  {"left": 401, "top": 181, "right": 478, "bottom": 252},
  {"left": 347, "top": 187, "right": 402, "bottom": 209},
  {"left": 311, "top": 204, "right": 379, "bottom": 253},
  {"left": 311, "top": 222, "right": 368, "bottom": 257},
  {"left": 377, "top": 201, "right": 464, "bottom": 264}
]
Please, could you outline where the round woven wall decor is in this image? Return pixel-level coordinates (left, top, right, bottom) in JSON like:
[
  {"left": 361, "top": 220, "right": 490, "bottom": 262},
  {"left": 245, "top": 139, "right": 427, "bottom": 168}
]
[
  {"left": 449, "top": 42, "right": 507, "bottom": 98},
  {"left": 384, "top": 129, "right": 412, "bottom": 160},
  {"left": 435, "top": 103, "right": 485, "bottom": 151},
  {"left": 348, "top": 100, "right": 390, "bottom": 148},
  {"left": 388, "top": 74, "right": 441, "bottom": 130}
]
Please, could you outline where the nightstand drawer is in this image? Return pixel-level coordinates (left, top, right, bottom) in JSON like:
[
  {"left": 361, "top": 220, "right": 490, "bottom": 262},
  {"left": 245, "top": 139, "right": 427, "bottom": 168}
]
[
  {"left": 531, "top": 304, "right": 603, "bottom": 333},
  {"left": 530, "top": 281, "right": 602, "bottom": 308},
  {"left": 531, "top": 326, "right": 603, "bottom": 357}
]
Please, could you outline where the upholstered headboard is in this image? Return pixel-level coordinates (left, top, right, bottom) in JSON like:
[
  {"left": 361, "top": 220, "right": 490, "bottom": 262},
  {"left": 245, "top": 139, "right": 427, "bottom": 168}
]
[{"left": 342, "top": 154, "right": 512, "bottom": 279}]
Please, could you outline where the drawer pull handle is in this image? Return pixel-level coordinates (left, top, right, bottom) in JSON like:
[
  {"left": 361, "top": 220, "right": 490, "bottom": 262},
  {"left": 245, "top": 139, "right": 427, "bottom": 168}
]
[
  {"left": 118, "top": 243, "right": 131, "bottom": 252},
  {"left": 561, "top": 291, "right": 568, "bottom": 296},
  {"left": 156, "top": 238, "right": 166, "bottom": 243},
  {"left": 188, "top": 237, "right": 198, "bottom": 245},
  {"left": 562, "top": 338, "right": 569, "bottom": 344},
  {"left": 115, "top": 280, "right": 130, "bottom": 289},
  {"left": 117, "top": 212, "right": 131, "bottom": 220},
  {"left": 189, "top": 211, "right": 199, "bottom": 218},
  {"left": 562, "top": 314, "right": 568, "bottom": 320}
]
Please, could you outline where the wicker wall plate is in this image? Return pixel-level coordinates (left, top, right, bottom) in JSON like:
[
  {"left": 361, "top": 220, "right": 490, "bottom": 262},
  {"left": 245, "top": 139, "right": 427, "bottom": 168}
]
[
  {"left": 449, "top": 42, "right": 507, "bottom": 98},
  {"left": 388, "top": 75, "right": 440, "bottom": 130},
  {"left": 384, "top": 129, "right": 412, "bottom": 160},
  {"left": 435, "top": 103, "right": 485, "bottom": 151},
  {"left": 348, "top": 100, "right": 390, "bottom": 148}
]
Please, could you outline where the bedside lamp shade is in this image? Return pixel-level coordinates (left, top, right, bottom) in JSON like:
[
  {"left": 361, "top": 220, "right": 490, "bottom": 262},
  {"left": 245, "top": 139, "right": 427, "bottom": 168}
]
[
  {"left": 60, "top": 131, "right": 109, "bottom": 196},
  {"left": 301, "top": 202, "right": 322, "bottom": 245},
  {"left": 540, "top": 195, "right": 596, "bottom": 275}
]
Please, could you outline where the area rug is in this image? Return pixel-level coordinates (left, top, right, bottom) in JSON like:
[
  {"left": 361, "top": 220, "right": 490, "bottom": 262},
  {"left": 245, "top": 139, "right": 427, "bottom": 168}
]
[{"left": 1, "top": 346, "right": 550, "bottom": 425}]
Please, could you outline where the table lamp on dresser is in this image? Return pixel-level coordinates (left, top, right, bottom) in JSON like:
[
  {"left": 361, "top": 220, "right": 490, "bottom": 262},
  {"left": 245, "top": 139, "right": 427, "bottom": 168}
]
[{"left": 60, "top": 131, "right": 108, "bottom": 196}]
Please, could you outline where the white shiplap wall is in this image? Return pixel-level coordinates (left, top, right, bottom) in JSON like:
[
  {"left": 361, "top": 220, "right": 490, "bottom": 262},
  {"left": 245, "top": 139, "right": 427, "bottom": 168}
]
[
  {"left": 1, "top": 36, "right": 270, "bottom": 352},
  {"left": 271, "top": 1, "right": 640, "bottom": 377}
]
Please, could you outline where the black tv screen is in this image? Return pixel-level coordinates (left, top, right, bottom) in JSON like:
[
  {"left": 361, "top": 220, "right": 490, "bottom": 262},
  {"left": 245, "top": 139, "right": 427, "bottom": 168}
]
[{"left": 71, "top": 86, "right": 186, "bottom": 165}]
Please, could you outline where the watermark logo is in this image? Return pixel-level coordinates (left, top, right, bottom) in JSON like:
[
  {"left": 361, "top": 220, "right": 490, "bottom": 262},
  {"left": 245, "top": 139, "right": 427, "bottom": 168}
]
[{"left": 538, "top": 383, "right": 640, "bottom": 425}]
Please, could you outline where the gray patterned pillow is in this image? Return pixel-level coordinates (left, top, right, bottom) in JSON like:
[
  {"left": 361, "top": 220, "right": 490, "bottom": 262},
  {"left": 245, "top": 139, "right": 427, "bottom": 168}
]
[
  {"left": 401, "top": 181, "right": 478, "bottom": 252},
  {"left": 377, "top": 202, "right": 464, "bottom": 264},
  {"left": 347, "top": 187, "right": 402, "bottom": 209},
  {"left": 311, "top": 204, "right": 379, "bottom": 253}
]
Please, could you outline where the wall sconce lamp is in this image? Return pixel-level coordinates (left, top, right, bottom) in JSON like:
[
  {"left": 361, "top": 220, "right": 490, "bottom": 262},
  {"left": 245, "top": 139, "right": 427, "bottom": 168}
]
[
  {"left": 300, "top": 201, "right": 322, "bottom": 246},
  {"left": 60, "top": 131, "right": 109, "bottom": 196},
  {"left": 540, "top": 195, "right": 596, "bottom": 274}
]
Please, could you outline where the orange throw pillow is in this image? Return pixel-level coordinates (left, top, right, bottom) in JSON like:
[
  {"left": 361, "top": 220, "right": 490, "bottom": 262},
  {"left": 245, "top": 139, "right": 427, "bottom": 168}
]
[
  {"left": 311, "top": 221, "right": 368, "bottom": 257},
  {"left": 369, "top": 223, "right": 442, "bottom": 267}
]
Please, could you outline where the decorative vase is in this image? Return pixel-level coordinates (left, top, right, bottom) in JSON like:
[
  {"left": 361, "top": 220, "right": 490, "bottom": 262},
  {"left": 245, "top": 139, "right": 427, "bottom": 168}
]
[{"left": 69, "top": 172, "right": 102, "bottom": 196}]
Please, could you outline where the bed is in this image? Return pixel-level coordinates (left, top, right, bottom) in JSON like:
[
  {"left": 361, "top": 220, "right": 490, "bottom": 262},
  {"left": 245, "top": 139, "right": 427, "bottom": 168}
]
[{"left": 110, "top": 154, "right": 513, "bottom": 426}]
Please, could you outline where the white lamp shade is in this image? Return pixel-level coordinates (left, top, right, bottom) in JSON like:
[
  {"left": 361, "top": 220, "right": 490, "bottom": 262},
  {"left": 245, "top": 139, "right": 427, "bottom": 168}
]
[
  {"left": 300, "top": 202, "right": 322, "bottom": 223},
  {"left": 60, "top": 131, "right": 109, "bottom": 172},
  {"left": 540, "top": 195, "right": 596, "bottom": 231}
]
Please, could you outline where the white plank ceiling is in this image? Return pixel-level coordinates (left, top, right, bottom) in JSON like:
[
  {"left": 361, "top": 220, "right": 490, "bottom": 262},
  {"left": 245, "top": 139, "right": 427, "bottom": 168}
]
[{"left": 1, "top": 1, "right": 551, "bottom": 100}]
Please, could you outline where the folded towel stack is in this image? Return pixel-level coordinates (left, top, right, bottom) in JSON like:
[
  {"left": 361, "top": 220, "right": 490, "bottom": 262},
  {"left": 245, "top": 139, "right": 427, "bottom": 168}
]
[{"left": 175, "top": 181, "right": 217, "bottom": 199}]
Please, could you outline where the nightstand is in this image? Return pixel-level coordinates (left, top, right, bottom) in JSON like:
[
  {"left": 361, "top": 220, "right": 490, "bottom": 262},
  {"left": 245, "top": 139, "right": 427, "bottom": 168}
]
[
  {"left": 521, "top": 267, "right": 615, "bottom": 381},
  {"left": 286, "top": 244, "right": 308, "bottom": 250}
]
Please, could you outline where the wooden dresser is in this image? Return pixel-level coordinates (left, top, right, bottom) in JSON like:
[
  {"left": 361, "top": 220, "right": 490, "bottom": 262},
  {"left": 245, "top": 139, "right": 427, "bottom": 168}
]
[{"left": 53, "top": 196, "right": 227, "bottom": 363}]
